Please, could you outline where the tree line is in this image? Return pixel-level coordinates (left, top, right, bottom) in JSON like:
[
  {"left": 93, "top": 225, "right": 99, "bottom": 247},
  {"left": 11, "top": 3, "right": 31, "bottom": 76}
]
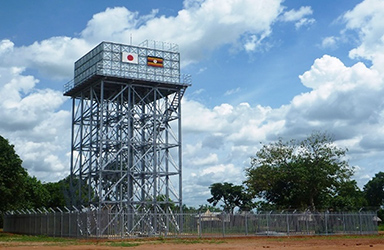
[
  {"left": 207, "top": 132, "right": 384, "bottom": 216},
  {"left": 0, "top": 134, "right": 217, "bottom": 224},
  {"left": 2, "top": 132, "right": 384, "bottom": 227},
  {"left": 0, "top": 135, "right": 69, "bottom": 227}
]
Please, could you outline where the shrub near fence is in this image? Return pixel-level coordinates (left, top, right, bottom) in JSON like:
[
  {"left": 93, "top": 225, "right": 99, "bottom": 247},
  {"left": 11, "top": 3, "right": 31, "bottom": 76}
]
[{"left": 3, "top": 209, "right": 379, "bottom": 238}]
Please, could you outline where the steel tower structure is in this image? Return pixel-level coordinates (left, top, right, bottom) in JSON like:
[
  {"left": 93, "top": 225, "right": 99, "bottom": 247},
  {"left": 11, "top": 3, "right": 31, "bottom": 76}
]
[{"left": 64, "top": 41, "right": 190, "bottom": 236}]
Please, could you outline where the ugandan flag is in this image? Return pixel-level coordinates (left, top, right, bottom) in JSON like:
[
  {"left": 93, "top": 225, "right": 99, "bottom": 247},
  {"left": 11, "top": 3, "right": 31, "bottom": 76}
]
[{"left": 147, "top": 56, "right": 164, "bottom": 67}]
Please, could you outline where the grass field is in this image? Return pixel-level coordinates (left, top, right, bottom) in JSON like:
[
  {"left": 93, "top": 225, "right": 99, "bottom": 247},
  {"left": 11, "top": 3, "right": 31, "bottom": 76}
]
[
  {"left": 0, "top": 230, "right": 227, "bottom": 249},
  {"left": 2, "top": 229, "right": 384, "bottom": 249}
]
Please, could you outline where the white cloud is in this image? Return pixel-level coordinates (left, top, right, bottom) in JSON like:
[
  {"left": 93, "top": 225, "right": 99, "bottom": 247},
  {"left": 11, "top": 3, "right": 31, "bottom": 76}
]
[
  {"left": 290, "top": 55, "right": 383, "bottom": 130},
  {"left": 180, "top": 0, "right": 384, "bottom": 202},
  {"left": 190, "top": 153, "right": 219, "bottom": 166},
  {"left": 201, "top": 163, "right": 239, "bottom": 177},
  {"left": 197, "top": 67, "right": 207, "bottom": 74},
  {"left": 224, "top": 87, "right": 241, "bottom": 96},
  {"left": 0, "top": 65, "right": 70, "bottom": 182},
  {"left": 80, "top": 0, "right": 284, "bottom": 63},
  {"left": 0, "top": 1, "right": 284, "bottom": 81},
  {"left": 80, "top": 7, "right": 160, "bottom": 45},
  {"left": 183, "top": 99, "right": 228, "bottom": 133},
  {"left": 0, "top": 39, "right": 14, "bottom": 55},
  {"left": 0, "top": 38, "right": 91, "bottom": 80},
  {"left": 295, "top": 18, "right": 315, "bottom": 29},
  {"left": 321, "top": 36, "right": 338, "bottom": 49},
  {"left": 280, "top": 6, "right": 313, "bottom": 22},
  {"left": 343, "top": 0, "right": 384, "bottom": 79},
  {"left": 280, "top": 6, "right": 315, "bottom": 29},
  {"left": 243, "top": 33, "right": 272, "bottom": 52}
]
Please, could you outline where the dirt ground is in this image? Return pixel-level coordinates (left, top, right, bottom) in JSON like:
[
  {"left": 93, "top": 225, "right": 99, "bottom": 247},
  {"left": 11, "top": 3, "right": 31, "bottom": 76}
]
[{"left": 2, "top": 235, "right": 384, "bottom": 250}]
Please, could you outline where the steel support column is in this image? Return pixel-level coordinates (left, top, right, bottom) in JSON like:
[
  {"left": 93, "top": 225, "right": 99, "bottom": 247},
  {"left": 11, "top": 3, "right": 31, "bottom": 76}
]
[{"left": 69, "top": 80, "right": 186, "bottom": 236}]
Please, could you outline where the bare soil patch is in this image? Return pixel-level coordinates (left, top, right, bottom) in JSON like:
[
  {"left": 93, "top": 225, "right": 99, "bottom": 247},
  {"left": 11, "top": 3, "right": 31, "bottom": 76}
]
[{"left": 2, "top": 234, "right": 384, "bottom": 249}]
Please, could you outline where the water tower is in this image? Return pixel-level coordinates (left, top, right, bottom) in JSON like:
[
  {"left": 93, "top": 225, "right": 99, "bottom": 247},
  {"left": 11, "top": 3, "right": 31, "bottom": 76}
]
[{"left": 64, "top": 40, "right": 190, "bottom": 236}]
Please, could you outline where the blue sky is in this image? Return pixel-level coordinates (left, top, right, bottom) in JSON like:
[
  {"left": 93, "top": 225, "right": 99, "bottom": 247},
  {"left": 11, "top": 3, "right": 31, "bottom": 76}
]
[{"left": 1, "top": 0, "right": 384, "bottom": 207}]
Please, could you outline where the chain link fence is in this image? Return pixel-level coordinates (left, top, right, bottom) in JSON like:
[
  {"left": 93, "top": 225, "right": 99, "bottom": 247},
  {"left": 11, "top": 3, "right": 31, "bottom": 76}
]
[{"left": 3, "top": 208, "right": 379, "bottom": 238}]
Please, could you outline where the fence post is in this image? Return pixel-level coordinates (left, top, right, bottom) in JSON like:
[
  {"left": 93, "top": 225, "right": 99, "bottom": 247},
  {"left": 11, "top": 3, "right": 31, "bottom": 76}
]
[
  {"left": 49, "top": 208, "right": 56, "bottom": 237},
  {"left": 36, "top": 208, "right": 43, "bottom": 235},
  {"left": 121, "top": 206, "right": 124, "bottom": 238},
  {"left": 245, "top": 212, "right": 248, "bottom": 236},
  {"left": 56, "top": 207, "right": 63, "bottom": 237},
  {"left": 359, "top": 208, "right": 363, "bottom": 235},
  {"left": 325, "top": 210, "right": 328, "bottom": 235},
  {"left": 81, "top": 205, "right": 88, "bottom": 238},
  {"left": 96, "top": 206, "right": 100, "bottom": 238},
  {"left": 286, "top": 211, "right": 290, "bottom": 236},
  {"left": 30, "top": 209, "right": 36, "bottom": 235},
  {"left": 43, "top": 208, "right": 49, "bottom": 236},
  {"left": 65, "top": 207, "right": 71, "bottom": 237},
  {"left": 25, "top": 209, "right": 32, "bottom": 233},
  {"left": 267, "top": 211, "right": 272, "bottom": 236},
  {"left": 73, "top": 206, "right": 79, "bottom": 238},
  {"left": 198, "top": 212, "right": 202, "bottom": 237},
  {"left": 222, "top": 212, "right": 225, "bottom": 237}
]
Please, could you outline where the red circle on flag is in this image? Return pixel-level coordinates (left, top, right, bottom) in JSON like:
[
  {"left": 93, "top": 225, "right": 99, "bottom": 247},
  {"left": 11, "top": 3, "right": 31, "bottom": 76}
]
[{"left": 127, "top": 54, "right": 134, "bottom": 61}]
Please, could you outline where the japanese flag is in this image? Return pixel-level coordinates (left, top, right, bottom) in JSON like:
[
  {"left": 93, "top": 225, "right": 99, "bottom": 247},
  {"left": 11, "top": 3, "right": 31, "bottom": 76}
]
[{"left": 122, "top": 52, "right": 138, "bottom": 64}]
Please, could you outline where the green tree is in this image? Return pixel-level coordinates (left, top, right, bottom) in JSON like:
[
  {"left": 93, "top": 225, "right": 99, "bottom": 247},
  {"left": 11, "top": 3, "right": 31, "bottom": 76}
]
[
  {"left": 244, "top": 138, "right": 298, "bottom": 209},
  {"left": 0, "top": 135, "right": 63, "bottom": 214},
  {"left": 24, "top": 176, "right": 50, "bottom": 209},
  {"left": 245, "top": 132, "right": 354, "bottom": 210},
  {"left": 43, "top": 180, "right": 68, "bottom": 208},
  {"left": 0, "top": 135, "right": 28, "bottom": 213},
  {"left": 328, "top": 180, "right": 366, "bottom": 210},
  {"left": 0, "top": 135, "right": 29, "bottom": 227},
  {"left": 207, "top": 182, "right": 254, "bottom": 213},
  {"left": 197, "top": 204, "right": 222, "bottom": 213},
  {"left": 68, "top": 175, "right": 97, "bottom": 207},
  {"left": 364, "top": 172, "right": 384, "bottom": 208},
  {"left": 174, "top": 204, "right": 199, "bottom": 213}
]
